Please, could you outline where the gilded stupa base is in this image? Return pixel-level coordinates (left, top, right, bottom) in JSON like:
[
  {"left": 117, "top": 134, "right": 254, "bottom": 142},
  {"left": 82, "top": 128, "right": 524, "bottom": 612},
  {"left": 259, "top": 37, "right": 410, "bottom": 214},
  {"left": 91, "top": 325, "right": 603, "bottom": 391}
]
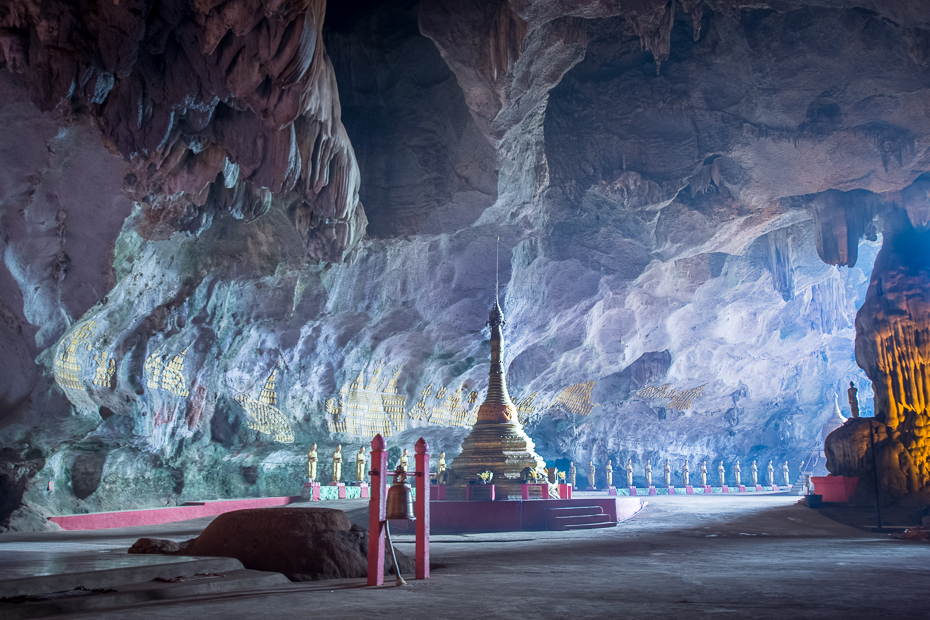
[{"left": 447, "top": 422, "right": 547, "bottom": 500}]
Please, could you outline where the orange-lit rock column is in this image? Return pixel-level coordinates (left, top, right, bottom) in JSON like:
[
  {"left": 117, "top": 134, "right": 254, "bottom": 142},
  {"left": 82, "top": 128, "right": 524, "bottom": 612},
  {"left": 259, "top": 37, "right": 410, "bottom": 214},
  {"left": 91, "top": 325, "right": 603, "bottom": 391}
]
[{"left": 855, "top": 208, "right": 930, "bottom": 498}]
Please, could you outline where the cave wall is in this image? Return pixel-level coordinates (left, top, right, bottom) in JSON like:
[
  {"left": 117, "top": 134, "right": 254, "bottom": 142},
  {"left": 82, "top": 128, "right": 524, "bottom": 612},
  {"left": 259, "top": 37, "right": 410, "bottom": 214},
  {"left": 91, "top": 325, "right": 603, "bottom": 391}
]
[{"left": 2, "top": 0, "right": 930, "bottom": 528}]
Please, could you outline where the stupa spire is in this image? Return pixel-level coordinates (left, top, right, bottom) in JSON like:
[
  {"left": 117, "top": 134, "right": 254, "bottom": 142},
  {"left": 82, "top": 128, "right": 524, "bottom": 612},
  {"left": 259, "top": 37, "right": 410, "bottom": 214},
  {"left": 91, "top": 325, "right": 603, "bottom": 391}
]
[
  {"left": 496, "top": 236, "right": 500, "bottom": 305},
  {"left": 477, "top": 237, "right": 516, "bottom": 423}
]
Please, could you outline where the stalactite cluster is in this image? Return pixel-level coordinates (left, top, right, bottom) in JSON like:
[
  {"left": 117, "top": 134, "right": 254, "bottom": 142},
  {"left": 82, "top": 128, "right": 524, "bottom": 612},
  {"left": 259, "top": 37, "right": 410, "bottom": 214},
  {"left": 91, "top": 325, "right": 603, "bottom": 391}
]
[
  {"left": 810, "top": 191, "right": 881, "bottom": 268},
  {"left": 0, "top": 0, "right": 365, "bottom": 262}
]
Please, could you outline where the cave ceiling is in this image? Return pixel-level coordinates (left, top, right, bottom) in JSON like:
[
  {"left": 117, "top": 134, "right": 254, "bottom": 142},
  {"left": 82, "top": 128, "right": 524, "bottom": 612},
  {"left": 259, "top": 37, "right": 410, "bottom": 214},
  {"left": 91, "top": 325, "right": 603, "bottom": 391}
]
[{"left": 1, "top": 0, "right": 930, "bottom": 527}]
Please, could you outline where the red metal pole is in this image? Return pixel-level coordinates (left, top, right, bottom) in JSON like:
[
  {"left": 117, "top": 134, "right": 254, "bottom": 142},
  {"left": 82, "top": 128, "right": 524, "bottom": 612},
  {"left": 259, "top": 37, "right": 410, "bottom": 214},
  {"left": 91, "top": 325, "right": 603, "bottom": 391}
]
[
  {"left": 414, "top": 437, "right": 430, "bottom": 580},
  {"left": 367, "top": 434, "right": 388, "bottom": 586}
]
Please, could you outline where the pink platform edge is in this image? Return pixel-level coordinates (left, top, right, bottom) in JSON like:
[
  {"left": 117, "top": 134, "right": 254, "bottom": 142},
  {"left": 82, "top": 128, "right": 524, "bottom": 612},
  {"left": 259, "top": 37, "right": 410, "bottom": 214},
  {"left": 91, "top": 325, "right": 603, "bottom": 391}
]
[
  {"left": 810, "top": 476, "right": 858, "bottom": 502},
  {"left": 48, "top": 496, "right": 302, "bottom": 531}
]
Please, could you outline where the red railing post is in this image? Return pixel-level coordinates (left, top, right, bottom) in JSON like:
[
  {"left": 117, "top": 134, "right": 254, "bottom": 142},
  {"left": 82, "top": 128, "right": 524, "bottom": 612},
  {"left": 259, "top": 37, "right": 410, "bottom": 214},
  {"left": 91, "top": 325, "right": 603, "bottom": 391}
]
[
  {"left": 414, "top": 437, "right": 430, "bottom": 580},
  {"left": 367, "top": 434, "right": 388, "bottom": 586}
]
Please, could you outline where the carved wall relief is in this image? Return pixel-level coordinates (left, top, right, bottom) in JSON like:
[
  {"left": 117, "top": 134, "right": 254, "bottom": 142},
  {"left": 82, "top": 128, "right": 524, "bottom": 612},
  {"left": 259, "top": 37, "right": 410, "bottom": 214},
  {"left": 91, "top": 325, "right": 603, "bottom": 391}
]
[
  {"left": 637, "top": 384, "right": 706, "bottom": 410},
  {"left": 234, "top": 363, "right": 294, "bottom": 443},
  {"left": 145, "top": 348, "right": 191, "bottom": 397},
  {"left": 550, "top": 381, "right": 598, "bottom": 416}
]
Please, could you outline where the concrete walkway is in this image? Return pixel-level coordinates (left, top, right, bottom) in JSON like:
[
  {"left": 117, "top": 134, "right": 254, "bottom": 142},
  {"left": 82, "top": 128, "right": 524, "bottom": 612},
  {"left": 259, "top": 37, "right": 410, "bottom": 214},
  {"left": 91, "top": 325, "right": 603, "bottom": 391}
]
[{"left": 2, "top": 495, "right": 929, "bottom": 619}]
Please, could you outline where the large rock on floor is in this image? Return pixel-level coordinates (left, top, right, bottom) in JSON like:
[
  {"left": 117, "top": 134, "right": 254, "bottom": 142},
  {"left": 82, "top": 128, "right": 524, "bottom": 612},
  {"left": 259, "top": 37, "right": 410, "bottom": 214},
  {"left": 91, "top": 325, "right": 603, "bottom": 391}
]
[
  {"left": 138, "top": 508, "right": 413, "bottom": 582},
  {"left": 825, "top": 418, "right": 887, "bottom": 478},
  {"left": 824, "top": 418, "right": 930, "bottom": 505}
]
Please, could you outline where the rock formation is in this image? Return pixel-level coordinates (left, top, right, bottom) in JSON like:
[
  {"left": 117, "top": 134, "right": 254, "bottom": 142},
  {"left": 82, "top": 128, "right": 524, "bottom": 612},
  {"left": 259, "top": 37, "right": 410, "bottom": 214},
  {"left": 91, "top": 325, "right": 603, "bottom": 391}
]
[
  {"left": 3, "top": 0, "right": 930, "bottom": 528},
  {"left": 832, "top": 202, "right": 930, "bottom": 501}
]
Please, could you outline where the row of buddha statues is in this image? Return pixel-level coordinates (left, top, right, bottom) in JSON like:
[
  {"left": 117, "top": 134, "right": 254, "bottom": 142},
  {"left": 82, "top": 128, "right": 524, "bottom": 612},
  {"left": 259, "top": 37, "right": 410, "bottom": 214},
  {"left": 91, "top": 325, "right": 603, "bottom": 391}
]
[
  {"left": 562, "top": 458, "right": 793, "bottom": 488},
  {"left": 306, "top": 443, "right": 792, "bottom": 489},
  {"left": 306, "top": 443, "right": 450, "bottom": 484}
]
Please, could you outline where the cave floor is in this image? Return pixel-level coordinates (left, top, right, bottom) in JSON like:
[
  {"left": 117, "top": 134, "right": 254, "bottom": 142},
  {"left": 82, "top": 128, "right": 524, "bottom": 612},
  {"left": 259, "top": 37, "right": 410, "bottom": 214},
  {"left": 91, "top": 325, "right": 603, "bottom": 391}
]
[{"left": 2, "top": 494, "right": 929, "bottom": 619}]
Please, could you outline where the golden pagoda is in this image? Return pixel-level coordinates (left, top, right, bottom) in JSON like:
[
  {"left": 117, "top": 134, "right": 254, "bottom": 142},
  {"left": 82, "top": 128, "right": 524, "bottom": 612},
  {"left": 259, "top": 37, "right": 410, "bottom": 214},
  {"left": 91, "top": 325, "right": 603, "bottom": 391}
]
[{"left": 447, "top": 282, "right": 547, "bottom": 500}]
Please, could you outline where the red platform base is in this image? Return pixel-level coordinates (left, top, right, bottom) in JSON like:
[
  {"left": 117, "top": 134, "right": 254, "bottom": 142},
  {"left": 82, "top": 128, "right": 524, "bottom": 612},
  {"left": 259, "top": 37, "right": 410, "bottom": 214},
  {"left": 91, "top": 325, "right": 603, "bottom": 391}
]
[
  {"left": 521, "top": 483, "right": 550, "bottom": 499},
  {"left": 466, "top": 484, "right": 495, "bottom": 501},
  {"left": 811, "top": 476, "right": 858, "bottom": 502},
  {"left": 391, "top": 497, "right": 643, "bottom": 533}
]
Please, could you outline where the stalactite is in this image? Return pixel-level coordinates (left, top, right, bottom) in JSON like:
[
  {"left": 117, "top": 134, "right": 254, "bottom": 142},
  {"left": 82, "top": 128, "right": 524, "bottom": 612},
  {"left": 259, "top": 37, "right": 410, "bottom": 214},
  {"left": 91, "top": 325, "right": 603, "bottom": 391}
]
[
  {"left": 489, "top": 1, "right": 527, "bottom": 81},
  {"left": 626, "top": 0, "right": 675, "bottom": 72},
  {"left": 809, "top": 190, "right": 881, "bottom": 268},
  {"left": 766, "top": 228, "right": 794, "bottom": 302},
  {"left": 679, "top": 0, "right": 704, "bottom": 41},
  {"left": 688, "top": 156, "right": 720, "bottom": 197},
  {"left": 0, "top": 0, "right": 366, "bottom": 263},
  {"left": 899, "top": 175, "right": 930, "bottom": 232}
]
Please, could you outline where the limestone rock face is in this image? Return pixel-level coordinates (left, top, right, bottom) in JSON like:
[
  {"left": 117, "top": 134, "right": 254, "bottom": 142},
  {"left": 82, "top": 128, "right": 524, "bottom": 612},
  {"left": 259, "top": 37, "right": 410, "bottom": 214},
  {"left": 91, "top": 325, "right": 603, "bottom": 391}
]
[{"left": 3, "top": 0, "right": 930, "bottom": 528}]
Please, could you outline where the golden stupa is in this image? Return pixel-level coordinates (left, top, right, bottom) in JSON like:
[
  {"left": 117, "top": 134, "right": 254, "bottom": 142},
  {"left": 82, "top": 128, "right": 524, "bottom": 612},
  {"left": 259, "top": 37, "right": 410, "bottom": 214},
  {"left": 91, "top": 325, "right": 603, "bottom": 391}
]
[{"left": 447, "top": 284, "right": 547, "bottom": 500}]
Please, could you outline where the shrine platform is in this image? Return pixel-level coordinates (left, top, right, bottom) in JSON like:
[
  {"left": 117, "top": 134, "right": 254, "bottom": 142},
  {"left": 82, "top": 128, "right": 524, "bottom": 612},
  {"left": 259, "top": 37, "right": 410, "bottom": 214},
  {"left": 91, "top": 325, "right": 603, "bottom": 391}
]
[{"left": 391, "top": 497, "right": 644, "bottom": 533}]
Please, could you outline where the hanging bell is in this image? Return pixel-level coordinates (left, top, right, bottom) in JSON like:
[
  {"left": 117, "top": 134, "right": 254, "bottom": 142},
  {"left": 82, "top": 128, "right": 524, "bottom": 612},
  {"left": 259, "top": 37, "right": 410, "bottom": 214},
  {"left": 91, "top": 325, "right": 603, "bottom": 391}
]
[{"left": 385, "top": 468, "right": 416, "bottom": 521}]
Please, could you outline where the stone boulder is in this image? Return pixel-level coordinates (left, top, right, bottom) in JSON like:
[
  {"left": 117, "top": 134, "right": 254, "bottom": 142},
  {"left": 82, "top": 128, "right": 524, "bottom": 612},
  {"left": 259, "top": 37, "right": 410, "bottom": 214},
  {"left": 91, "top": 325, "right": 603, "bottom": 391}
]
[
  {"left": 825, "top": 418, "right": 887, "bottom": 478},
  {"left": 825, "top": 418, "right": 928, "bottom": 504},
  {"left": 166, "top": 507, "right": 412, "bottom": 581},
  {"left": 128, "top": 537, "right": 193, "bottom": 555}
]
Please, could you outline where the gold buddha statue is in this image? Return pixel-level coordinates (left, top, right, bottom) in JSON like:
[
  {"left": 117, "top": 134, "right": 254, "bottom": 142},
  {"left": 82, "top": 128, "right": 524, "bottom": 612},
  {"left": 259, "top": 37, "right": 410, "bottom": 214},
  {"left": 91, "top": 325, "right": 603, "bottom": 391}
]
[
  {"left": 437, "top": 452, "right": 447, "bottom": 483},
  {"left": 307, "top": 443, "right": 318, "bottom": 482},
  {"left": 356, "top": 447, "right": 366, "bottom": 483},
  {"left": 332, "top": 445, "right": 342, "bottom": 483}
]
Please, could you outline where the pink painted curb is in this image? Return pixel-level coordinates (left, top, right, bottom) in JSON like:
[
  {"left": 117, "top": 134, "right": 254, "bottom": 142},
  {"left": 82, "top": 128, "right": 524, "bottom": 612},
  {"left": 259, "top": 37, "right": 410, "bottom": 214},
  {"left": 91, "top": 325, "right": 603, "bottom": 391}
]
[{"left": 48, "top": 496, "right": 302, "bottom": 531}]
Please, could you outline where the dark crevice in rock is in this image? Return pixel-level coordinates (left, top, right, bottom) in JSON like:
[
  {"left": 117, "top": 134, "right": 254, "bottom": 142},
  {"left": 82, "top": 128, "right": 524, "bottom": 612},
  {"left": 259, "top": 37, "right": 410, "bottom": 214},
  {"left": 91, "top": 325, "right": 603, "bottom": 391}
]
[
  {"left": 325, "top": 0, "right": 498, "bottom": 238},
  {"left": 69, "top": 452, "right": 105, "bottom": 501}
]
